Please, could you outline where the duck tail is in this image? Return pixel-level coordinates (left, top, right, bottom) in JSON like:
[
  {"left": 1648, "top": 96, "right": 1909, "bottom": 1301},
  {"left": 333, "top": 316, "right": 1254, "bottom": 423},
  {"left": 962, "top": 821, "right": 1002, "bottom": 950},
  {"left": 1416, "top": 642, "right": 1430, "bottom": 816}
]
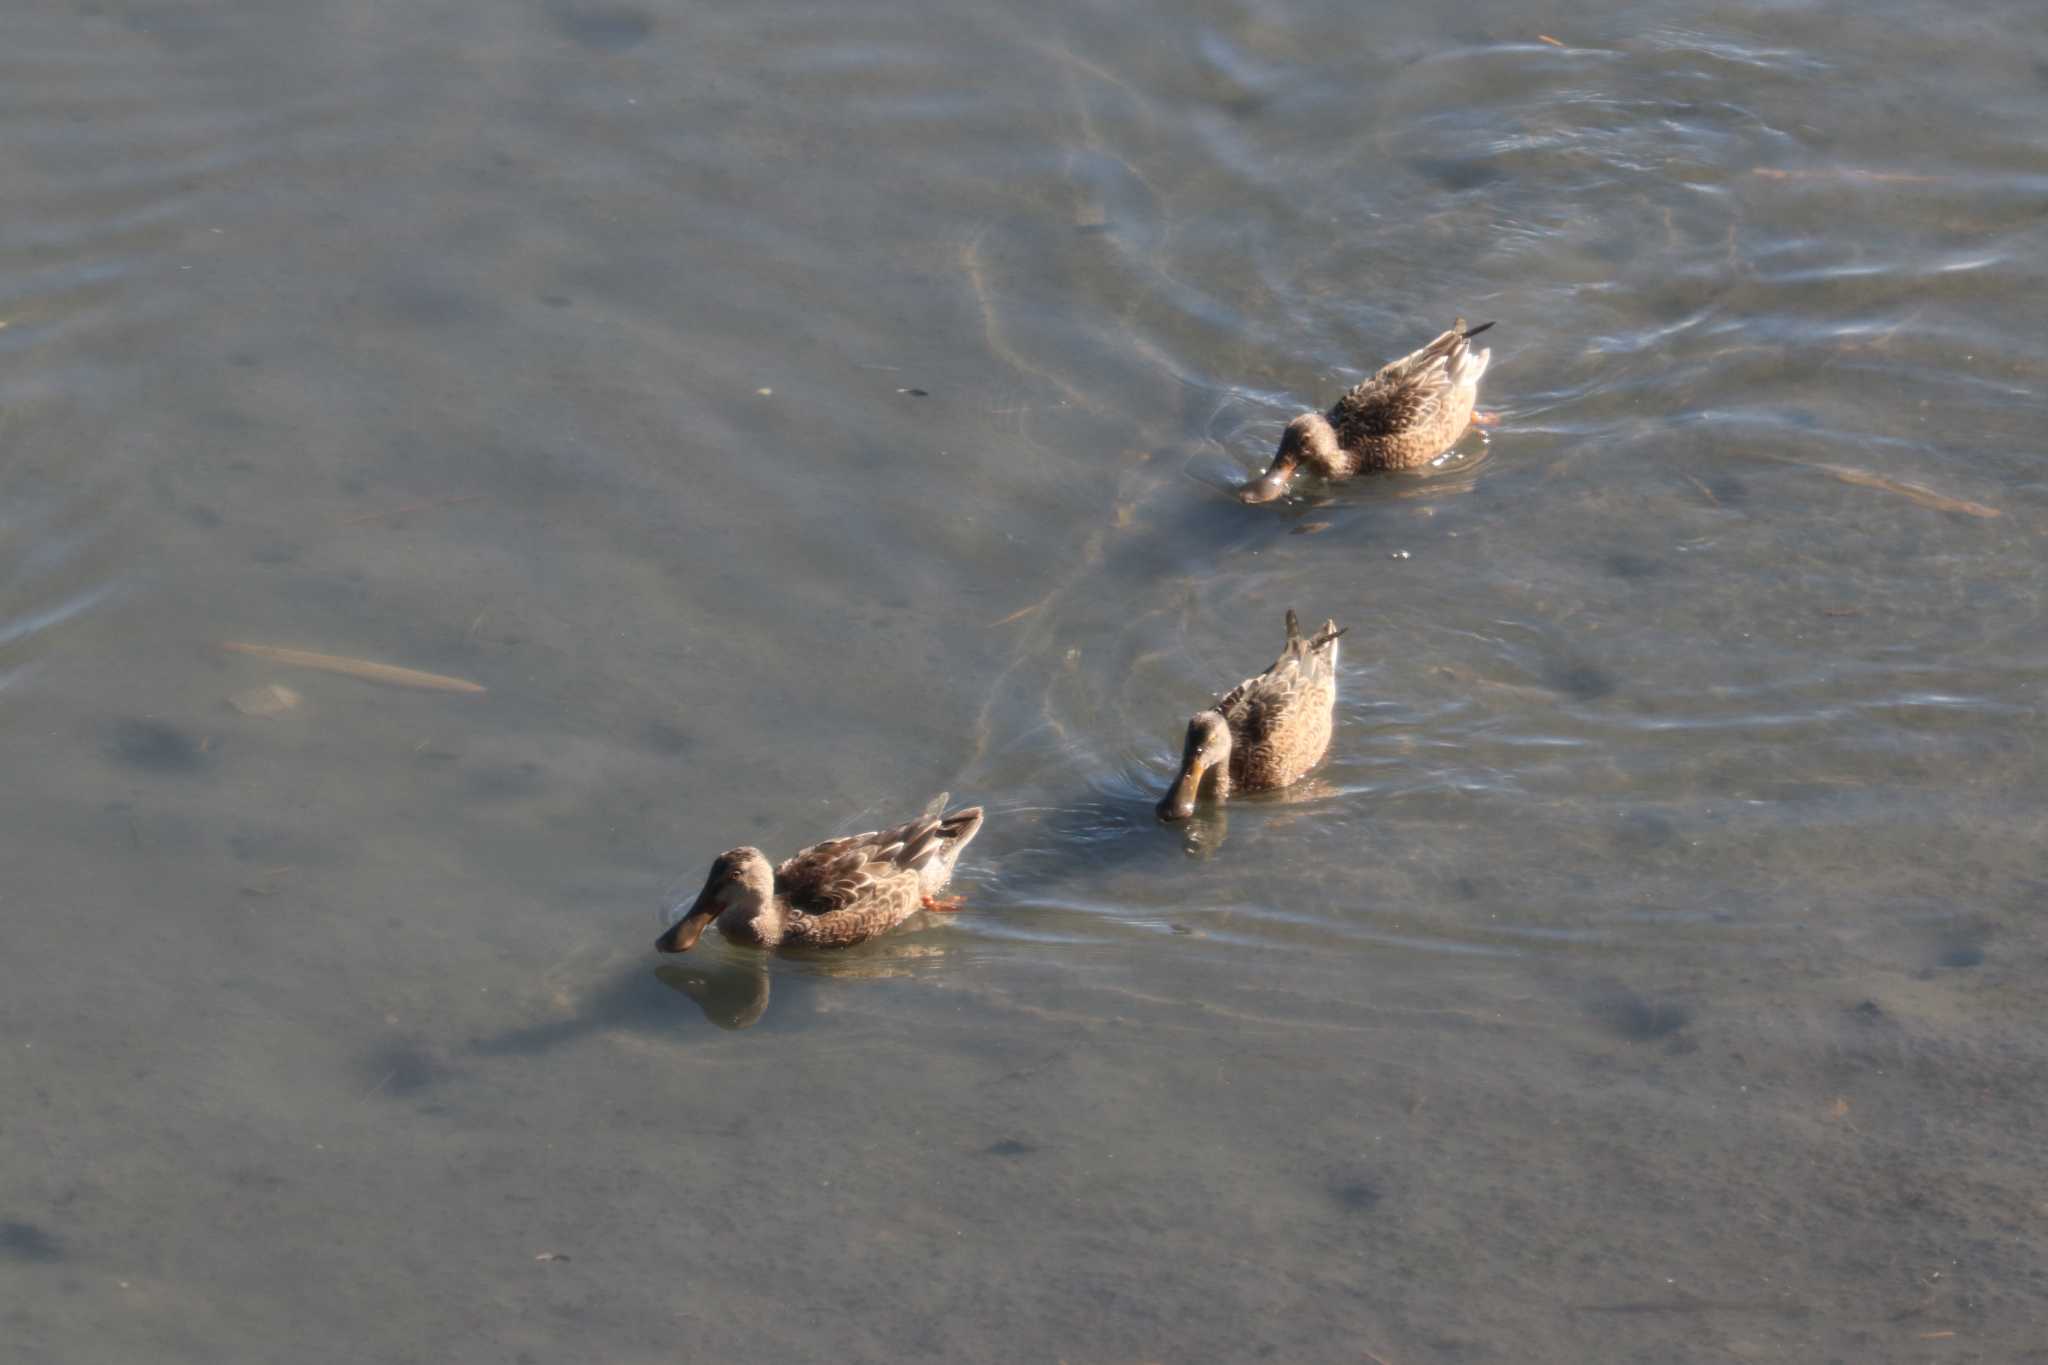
[
  {"left": 1447, "top": 320, "right": 1494, "bottom": 387},
  {"left": 911, "top": 794, "right": 984, "bottom": 850},
  {"left": 901, "top": 803, "right": 984, "bottom": 882},
  {"left": 1285, "top": 610, "right": 1345, "bottom": 655},
  {"left": 936, "top": 804, "right": 985, "bottom": 849}
]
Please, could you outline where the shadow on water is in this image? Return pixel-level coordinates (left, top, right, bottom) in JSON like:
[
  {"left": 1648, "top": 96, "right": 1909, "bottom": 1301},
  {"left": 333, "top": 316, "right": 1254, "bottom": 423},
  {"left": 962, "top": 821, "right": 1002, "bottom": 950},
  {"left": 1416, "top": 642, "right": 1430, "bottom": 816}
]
[
  {"left": 452, "top": 782, "right": 1226, "bottom": 1045},
  {"left": 470, "top": 929, "right": 980, "bottom": 1041},
  {"left": 1138, "top": 424, "right": 1498, "bottom": 560},
  {"left": 468, "top": 954, "right": 798, "bottom": 1050},
  {"left": 470, "top": 788, "right": 1226, "bottom": 1050},
  {"left": 654, "top": 960, "right": 775, "bottom": 1031}
]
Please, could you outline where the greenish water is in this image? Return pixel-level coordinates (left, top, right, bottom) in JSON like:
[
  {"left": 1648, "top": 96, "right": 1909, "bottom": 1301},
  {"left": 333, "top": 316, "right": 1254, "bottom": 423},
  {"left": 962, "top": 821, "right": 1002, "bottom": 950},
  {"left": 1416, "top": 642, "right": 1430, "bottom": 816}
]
[{"left": 3, "top": 0, "right": 2045, "bottom": 1360}]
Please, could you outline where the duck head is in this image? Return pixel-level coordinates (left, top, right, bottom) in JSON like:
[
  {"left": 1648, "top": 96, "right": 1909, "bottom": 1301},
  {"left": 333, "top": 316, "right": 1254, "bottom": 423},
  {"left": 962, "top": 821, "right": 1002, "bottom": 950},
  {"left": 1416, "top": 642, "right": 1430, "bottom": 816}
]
[
  {"left": 656, "top": 847, "right": 775, "bottom": 952},
  {"left": 1158, "top": 710, "right": 1233, "bottom": 821},
  {"left": 1240, "top": 413, "right": 1339, "bottom": 504}
]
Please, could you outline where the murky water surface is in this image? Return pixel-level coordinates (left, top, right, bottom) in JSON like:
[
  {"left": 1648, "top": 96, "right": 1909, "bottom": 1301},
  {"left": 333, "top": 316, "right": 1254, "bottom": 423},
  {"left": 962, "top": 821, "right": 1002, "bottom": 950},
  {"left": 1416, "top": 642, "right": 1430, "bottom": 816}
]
[{"left": 5, "top": 0, "right": 2046, "bottom": 1359}]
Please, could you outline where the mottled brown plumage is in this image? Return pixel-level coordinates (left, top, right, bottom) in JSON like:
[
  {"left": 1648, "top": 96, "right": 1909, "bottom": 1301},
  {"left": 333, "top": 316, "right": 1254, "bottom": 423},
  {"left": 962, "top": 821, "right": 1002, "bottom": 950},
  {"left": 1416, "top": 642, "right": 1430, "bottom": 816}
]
[
  {"left": 655, "top": 801, "right": 985, "bottom": 952},
  {"left": 1240, "top": 320, "right": 1495, "bottom": 503},
  {"left": 1158, "top": 611, "right": 1346, "bottom": 820}
]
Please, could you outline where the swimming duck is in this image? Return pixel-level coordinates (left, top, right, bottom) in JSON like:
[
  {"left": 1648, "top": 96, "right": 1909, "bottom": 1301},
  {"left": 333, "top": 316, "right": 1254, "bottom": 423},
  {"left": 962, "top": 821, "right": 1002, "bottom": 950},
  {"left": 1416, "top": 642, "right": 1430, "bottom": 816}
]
[
  {"left": 1239, "top": 320, "right": 1496, "bottom": 503},
  {"left": 655, "top": 800, "right": 984, "bottom": 952},
  {"left": 1158, "top": 610, "right": 1347, "bottom": 821}
]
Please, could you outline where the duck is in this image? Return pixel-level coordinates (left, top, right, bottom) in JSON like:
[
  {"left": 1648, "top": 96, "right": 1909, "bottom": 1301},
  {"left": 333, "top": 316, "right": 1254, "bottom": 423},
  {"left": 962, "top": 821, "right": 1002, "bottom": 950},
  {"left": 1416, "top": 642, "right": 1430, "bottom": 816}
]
[
  {"left": 655, "top": 800, "right": 984, "bottom": 952},
  {"left": 1239, "top": 320, "right": 1496, "bottom": 503},
  {"left": 1158, "top": 610, "right": 1347, "bottom": 821}
]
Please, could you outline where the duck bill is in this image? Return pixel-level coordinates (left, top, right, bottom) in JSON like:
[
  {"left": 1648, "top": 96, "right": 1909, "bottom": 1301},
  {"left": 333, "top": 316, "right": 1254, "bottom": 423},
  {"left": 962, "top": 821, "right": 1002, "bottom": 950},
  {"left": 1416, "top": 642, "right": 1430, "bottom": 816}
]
[
  {"left": 1157, "top": 758, "right": 1212, "bottom": 822},
  {"left": 1238, "top": 455, "right": 1298, "bottom": 504},
  {"left": 655, "top": 899, "right": 720, "bottom": 954}
]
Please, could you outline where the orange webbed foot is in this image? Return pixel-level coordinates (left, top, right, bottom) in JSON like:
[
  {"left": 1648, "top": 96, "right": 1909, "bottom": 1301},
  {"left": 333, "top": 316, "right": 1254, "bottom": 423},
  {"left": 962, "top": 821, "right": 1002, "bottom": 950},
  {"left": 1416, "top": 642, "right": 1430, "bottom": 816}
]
[
  {"left": 921, "top": 894, "right": 966, "bottom": 913},
  {"left": 1470, "top": 410, "right": 1501, "bottom": 427}
]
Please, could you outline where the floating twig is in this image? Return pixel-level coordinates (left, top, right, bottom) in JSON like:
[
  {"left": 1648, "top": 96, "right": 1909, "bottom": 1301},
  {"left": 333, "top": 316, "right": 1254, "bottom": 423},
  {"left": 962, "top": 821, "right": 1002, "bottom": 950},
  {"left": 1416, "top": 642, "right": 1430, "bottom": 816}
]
[
  {"left": 222, "top": 642, "right": 487, "bottom": 694},
  {"left": 1752, "top": 167, "right": 1948, "bottom": 185},
  {"left": 1809, "top": 463, "right": 2001, "bottom": 518},
  {"left": 988, "top": 601, "right": 1045, "bottom": 628}
]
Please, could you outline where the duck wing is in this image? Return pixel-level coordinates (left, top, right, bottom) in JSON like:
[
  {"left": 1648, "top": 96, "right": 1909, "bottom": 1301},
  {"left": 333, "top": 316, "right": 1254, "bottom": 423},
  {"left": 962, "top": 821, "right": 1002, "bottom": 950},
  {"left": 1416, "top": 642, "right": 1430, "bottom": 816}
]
[
  {"left": 1205, "top": 612, "right": 1345, "bottom": 790},
  {"left": 1217, "top": 610, "right": 1346, "bottom": 746},
  {"left": 775, "top": 803, "right": 981, "bottom": 915},
  {"left": 1330, "top": 320, "right": 1492, "bottom": 444}
]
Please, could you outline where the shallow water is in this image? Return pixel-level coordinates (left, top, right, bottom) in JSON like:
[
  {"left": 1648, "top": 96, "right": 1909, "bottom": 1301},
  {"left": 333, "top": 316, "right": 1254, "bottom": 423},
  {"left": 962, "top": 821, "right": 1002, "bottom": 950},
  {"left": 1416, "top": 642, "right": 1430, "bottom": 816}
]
[{"left": 5, "top": 0, "right": 2046, "bottom": 1360}]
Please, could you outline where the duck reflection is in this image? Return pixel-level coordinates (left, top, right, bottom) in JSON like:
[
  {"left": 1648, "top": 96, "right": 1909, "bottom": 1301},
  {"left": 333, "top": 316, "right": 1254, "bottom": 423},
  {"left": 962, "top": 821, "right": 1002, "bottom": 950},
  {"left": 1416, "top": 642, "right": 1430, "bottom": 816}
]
[
  {"left": 469, "top": 935, "right": 960, "bottom": 1050},
  {"left": 468, "top": 954, "right": 758, "bottom": 1055},
  {"left": 1174, "top": 801, "right": 1229, "bottom": 856},
  {"left": 654, "top": 957, "right": 772, "bottom": 1030},
  {"left": 655, "top": 941, "right": 958, "bottom": 1029}
]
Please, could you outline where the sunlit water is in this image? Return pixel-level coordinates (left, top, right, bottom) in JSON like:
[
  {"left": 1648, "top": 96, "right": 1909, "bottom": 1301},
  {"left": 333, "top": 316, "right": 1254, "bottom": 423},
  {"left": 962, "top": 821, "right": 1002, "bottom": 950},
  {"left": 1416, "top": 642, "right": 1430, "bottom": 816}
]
[{"left": 4, "top": 0, "right": 2045, "bottom": 1360}]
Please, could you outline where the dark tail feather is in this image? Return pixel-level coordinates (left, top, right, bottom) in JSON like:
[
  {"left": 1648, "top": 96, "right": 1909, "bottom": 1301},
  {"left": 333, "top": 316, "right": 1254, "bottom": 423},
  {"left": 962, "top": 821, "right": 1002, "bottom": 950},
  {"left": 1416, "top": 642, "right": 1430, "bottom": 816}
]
[
  {"left": 938, "top": 805, "right": 985, "bottom": 847},
  {"left": 903, "top": 804, "right": 983, "bottom": 870},
  {"left": 1286, "top": 610, "right": 1346, "bottom": 652},
  {"left": 1462, "top": 320, "right": 1496, "bottom": 339}
]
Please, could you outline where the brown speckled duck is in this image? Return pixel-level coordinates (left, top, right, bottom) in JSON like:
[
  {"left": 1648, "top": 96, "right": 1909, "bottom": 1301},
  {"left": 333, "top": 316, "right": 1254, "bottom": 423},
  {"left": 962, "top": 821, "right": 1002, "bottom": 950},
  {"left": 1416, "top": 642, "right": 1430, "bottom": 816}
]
[
  {"left": 1239, "top": 320, "right": 1497, "bottom": 503},
  {"left": 655, "top": 801, "right": 984, "bottom": 952},
  {"left": 1158, "top": 611, "right": 1347, "bottom": 821}
]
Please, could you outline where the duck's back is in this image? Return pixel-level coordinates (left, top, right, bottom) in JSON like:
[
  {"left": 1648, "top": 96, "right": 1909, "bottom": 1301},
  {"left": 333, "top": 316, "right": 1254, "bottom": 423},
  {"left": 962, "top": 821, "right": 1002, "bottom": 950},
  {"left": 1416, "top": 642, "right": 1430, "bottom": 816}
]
[
  {"left": 1219, "top": 617, "right": 1342, "bottom": 790},
  {"left": 1330, "top": 322, "right": 1491, "bottom": 470},
  {"left": 773, "top": 804, "right": 984, "bottom": 946}
]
